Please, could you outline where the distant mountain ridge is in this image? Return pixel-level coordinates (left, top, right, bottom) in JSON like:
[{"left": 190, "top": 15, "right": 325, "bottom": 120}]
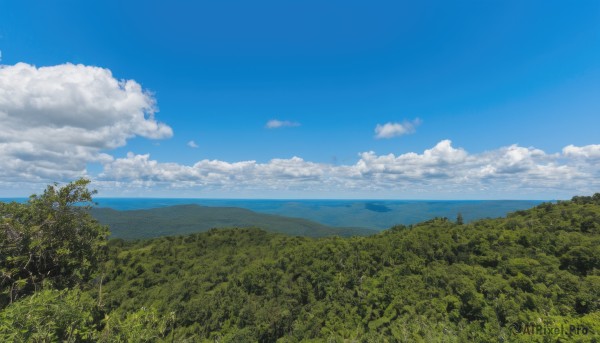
[
  {"left": 90, "top": 204, "right": 376, "bottom": 239},
  {"left": 3, "top": 198, "right": 547, "bottom": 229},
  {"left": 88, "top": 198, "right": 545, "bottom": 229}
]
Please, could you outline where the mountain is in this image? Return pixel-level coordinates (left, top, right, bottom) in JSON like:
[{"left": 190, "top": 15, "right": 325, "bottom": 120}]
[{"left": 90, "top": 204, "right": 376, "bottom": 239}]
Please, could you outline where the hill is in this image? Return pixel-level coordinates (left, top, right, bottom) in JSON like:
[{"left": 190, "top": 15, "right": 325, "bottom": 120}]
[{"left": 90, "top": 204, "right": 376, "bottom": 239}]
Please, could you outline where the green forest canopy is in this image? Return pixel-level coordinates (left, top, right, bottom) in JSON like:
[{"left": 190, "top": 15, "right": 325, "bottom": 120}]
[{"left": 1, "top": 179, "right": 600, "bottom": 342}]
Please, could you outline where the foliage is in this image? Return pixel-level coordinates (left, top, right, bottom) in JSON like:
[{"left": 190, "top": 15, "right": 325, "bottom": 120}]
[
  {"left": 2, "top": 183, "right": 600, "bottom": 342},
  {"left": 0, "top": 288, "right": 175, "bottom": 343},
  {"left": 0, "top": 179, "right": 109, "bottom": 306},
  {"left": 98, "top": 306, "right": 175, "bottom": 342},
  {"left": 92, "top": 194, "right": 600, "bottom": 342},
  {"left": 0, "top": 288, "right": 99, "bottom": 342}
]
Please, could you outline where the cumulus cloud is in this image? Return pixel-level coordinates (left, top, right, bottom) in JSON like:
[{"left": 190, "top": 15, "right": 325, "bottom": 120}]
[
  {"left": 266, "top": 119, "right": 300, "bottom": 129},
  {"left": 0, "top": 62, "right": 172, "bottom": 182},
  {"left": 100, "top": 154, "right": 325, "bottom": 187},
  {"left": 355, "top": 140, "right": 467, "bottom": 178},
  {"left": 187, "top": 140, "right": 199, "bottom": 148},
  {"left": 375, "top": 118, "right": 421, "bottom": 139},
  {"left": 562, "top": 144, "right": 600, "bottom": 159},
  {"left": 96, "top": 140, "right": 600, "bottom": 198}
]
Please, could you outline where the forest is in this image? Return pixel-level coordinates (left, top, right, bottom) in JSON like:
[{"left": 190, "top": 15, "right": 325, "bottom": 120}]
[{"left": 1, "top": 179, "right": 599, "bottom": 342}]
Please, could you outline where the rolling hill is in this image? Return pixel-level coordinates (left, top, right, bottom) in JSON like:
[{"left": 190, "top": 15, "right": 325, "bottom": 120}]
[{"left": 90, "top": 204, "right": 377, "bottom": 239}]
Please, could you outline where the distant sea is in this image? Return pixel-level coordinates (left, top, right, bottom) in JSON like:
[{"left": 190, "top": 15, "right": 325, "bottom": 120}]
[{"left": 1, "top": 198, "right": 546, "bottom": 230}]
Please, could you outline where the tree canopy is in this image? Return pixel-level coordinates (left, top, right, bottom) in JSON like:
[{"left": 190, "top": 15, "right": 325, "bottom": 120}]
[
  {"left": 1, "top": 181, "right": 599, "bottom": 342},
  {"left": 0, "top": 179, "right": 108, "bottom": 306}
]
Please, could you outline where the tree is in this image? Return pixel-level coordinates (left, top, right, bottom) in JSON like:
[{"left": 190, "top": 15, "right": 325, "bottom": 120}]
[
  {"left": 0, "top": 179, "right": 109, "bottom": 307},
  {"left": 456, "top": 213, "right": 464, "bottom": 225}
]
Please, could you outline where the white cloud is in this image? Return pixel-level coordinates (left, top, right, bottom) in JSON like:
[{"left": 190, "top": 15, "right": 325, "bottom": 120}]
[
  {"left": 374, "top": 118, "right": 421, "bottom": 139},
  {"left": 266, "top": 119, "right": 300, "bottom": 129},
  {"left": 0, "top": 62, "right": 172, "bottom": 183},
  {"left": 187, "top": 140, "right": 199, "bottom": 148},
  {"left": 100, "top": 154, "right": 325, "bottom": 187},
  {"left": 562, "top": 144, "right": 600, "bottom": 159},
  {"left": 355, "top": 140, "right": 468, "bottom": 178},
  {"left": 95, "top": 140, "right": 600, "bottom": 198}
]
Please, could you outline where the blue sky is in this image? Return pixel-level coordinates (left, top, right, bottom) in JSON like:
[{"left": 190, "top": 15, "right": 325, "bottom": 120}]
[{"left": 1, "top": 0, "right": 599, "bottom": 198}]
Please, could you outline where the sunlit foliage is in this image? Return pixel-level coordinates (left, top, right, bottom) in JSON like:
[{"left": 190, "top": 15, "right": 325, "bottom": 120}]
[{"left": 1, "top": 181, "right": 599, "bottom": 342}]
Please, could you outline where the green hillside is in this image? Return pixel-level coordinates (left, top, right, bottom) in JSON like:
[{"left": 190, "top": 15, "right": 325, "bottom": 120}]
[
  {"left": 1, "top": 180, "right": 600, "bottom": 342},
  {"left": 90, "top": 204, "right": 376, "bottom": 239}
]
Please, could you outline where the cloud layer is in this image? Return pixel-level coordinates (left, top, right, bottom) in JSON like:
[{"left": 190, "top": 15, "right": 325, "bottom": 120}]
[
  {"left": 96, "top": 140, "right": 600, "bottom": 198},
  {"left": 0, "top": 62, "right": 172, "bottom": 182}
]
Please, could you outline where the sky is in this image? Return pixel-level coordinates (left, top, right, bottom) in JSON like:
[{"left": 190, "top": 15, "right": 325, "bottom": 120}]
[{"left": 0, "top": 0, "right": 599, "bottom": 199}]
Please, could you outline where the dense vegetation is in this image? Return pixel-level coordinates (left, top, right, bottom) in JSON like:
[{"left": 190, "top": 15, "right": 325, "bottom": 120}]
[
  {"left": 0, "top": 179, "right": 108, "bottom": 306},
  {"left": 1, "top": 180, "right": 600, "bottom": 342},
  {"left": 90, "top": 205, "right": 376, "bottom": 239}
]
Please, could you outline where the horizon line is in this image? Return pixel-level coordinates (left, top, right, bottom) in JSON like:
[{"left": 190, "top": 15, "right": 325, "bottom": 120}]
[{"left": 0, "top": 197, "right": 556, "bottom": 202}]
